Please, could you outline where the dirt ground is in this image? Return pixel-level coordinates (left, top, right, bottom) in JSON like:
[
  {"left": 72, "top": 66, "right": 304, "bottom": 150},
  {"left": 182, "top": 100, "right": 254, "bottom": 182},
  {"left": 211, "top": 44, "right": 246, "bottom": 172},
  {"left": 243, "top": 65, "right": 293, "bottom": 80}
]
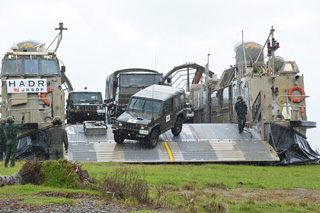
[{"left": 0, "top": 188, "right": 319, "bottom": 212}]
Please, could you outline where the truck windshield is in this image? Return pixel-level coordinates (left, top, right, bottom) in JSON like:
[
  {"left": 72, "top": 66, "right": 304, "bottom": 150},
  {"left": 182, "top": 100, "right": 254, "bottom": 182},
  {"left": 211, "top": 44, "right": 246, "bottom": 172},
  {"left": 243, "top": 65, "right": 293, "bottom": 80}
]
[
  {"left": 70, "top": 92, "right": 102, "bottom": 103},
  {"left": 2, "top": 58, "right": 60, "bottom": 75},
  {"left": 128, "top": 98, "right": 161, "bottom": 113},
  {"left": 120, "top": 74, "right": 162, "bottom": 87}
]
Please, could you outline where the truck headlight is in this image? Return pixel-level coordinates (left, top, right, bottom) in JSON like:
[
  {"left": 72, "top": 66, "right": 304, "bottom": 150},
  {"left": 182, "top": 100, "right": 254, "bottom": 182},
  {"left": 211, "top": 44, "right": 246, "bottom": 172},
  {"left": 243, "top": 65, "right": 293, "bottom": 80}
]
[{"left": 119, "top": 122, "right": 122, "bottom": 127}]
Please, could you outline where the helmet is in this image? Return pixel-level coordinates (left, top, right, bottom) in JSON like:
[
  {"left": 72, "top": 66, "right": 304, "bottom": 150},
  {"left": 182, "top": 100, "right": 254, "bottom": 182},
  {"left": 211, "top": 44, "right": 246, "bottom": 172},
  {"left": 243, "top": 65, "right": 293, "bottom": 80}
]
[
  {"left": 0, "top": 119, "right": 6, "bottom": 125},
  {"left": 7, "top": 116, "right": 14, "bottom": 123},
  {"left": 52, "top": 116, "right": 62, "bottom": 125},
  {"left": 237, "top": 96, "right": 243, "bottom": 100}
]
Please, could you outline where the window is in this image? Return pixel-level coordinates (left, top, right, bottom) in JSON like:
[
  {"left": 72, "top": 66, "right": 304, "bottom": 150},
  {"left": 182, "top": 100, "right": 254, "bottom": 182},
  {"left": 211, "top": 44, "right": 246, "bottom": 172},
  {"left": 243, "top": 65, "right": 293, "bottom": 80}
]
[
  {"left": 70, "top": 93, "right": 102, "bottom": 103},
  {"left": 163, "top": 99, "right": 173, "bottom": 114},
  {"left": 2, "top": 58, "right": 60, "bottom": 75},
  {"left": 25, "top": 59, "right": 39, "bottom": 74}
]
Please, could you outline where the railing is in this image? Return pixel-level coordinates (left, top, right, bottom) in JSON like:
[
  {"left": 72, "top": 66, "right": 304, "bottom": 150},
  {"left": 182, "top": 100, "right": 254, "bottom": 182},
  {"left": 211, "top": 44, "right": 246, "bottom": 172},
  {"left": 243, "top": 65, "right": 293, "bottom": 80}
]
[{"left": 252, "top": 92, "right": 261, "bottom": 122}]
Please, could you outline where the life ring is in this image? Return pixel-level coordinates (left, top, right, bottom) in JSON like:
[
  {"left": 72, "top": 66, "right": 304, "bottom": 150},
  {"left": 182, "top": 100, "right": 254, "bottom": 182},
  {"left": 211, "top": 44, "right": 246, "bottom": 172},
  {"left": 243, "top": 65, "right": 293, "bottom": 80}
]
[
  {"left": 42, "top": 88, "right": 56, "bottom": 106},
  {"left": 288, "top": 86, "right": 305, "bottom": 103}
]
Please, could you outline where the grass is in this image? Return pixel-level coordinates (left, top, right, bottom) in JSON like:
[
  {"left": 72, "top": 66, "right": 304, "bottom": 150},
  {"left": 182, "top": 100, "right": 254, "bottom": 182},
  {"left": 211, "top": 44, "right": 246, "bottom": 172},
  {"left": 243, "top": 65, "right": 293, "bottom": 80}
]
[
  {"left": 0, "top": 161, "right": 319, "bottom": 212},
  {"left": 82, "top": 163, "right": 320, "bottom": 190}
]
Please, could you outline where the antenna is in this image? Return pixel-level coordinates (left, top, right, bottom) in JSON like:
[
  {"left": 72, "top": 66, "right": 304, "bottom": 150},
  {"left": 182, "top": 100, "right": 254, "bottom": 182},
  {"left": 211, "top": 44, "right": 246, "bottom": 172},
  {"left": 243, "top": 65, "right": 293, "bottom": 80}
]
[
  {"left": 154, "top": 48, "right": 157, "bottom": 71},
  {"left": 45, "top": 22, "right": 68, "bottom": 52}
]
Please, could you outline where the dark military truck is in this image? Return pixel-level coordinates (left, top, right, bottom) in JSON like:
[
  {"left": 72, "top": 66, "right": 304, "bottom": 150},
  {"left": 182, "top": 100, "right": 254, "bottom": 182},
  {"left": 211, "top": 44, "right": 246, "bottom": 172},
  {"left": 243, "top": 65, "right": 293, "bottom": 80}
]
[
  {"left": 105, "top": 68, "right": 163, "bottom": 123},
  {"left": 66, "top": 91, "right": 106, "bottom": 123},
  {"left": 112, "top": 85, "right": 186, "bottom": 148}
]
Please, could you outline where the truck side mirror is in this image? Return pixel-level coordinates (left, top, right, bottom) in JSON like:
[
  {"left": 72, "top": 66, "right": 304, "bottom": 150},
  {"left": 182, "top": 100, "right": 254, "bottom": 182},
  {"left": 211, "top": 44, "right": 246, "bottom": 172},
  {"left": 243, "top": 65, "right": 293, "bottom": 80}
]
[
  {"left": 166, "top": 77, "right": 171, "bottom": 84},
  {"left": 61, "top": 65, "right": 66, "bottom": 73}
]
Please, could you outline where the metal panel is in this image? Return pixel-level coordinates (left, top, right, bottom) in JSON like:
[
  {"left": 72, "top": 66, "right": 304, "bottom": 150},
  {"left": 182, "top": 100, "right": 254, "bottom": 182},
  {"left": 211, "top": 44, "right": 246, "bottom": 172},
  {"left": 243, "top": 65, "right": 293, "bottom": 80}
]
[{"left": 67, "top": 123, "right": 279, "bottom": 163}]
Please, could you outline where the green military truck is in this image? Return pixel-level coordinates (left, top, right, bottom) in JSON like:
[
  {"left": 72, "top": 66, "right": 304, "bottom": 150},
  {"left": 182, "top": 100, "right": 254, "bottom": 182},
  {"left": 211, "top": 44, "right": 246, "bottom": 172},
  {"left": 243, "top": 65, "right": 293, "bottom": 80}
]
[
  {"left": 112, "top": 85, "right": 186, "bottom": 148},
  {"left": 66, "top": 91, "right": 106, "bottom": 124},
  {"left": 105, "top": 68, "right": 163, "bottom": 123}
]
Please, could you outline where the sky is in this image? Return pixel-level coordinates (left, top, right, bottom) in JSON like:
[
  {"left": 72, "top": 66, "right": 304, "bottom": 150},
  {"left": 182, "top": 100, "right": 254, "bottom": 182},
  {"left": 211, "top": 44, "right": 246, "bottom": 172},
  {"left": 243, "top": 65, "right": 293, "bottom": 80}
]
[{"left": 0, "top": 0, "right": 319, "bottom": 149}]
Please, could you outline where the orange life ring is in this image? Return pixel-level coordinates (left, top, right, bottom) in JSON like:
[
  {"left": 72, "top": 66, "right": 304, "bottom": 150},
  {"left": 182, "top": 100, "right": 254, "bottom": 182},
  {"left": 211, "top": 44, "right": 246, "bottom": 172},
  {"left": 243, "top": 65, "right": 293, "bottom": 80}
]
[
  {"left": 42, "top": 88, "right": 56, "bottom": 106},
  {"left": 288, "top": 86, "right": 305, "bottom": 103}
]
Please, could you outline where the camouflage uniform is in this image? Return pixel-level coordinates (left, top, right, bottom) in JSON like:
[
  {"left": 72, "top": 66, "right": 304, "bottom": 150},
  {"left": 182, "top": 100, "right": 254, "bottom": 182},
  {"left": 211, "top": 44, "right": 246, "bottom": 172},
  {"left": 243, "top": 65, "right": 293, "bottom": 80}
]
[
  {"left": 47, "top": 117, "right": 68, "bottom": 160},
  {"left": 0, "top": 119, "right": 7, "bottom": 160},
  {"left": 4, "top": 117, "right": 23, "bottom": 167},
  {"left": 235, "top": 97, "right": 247, "bottom": 133}
]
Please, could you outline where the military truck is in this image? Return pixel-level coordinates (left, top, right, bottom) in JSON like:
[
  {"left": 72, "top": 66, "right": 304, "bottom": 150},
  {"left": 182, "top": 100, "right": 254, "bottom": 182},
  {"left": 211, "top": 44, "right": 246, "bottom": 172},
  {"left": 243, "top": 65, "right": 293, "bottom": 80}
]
[
  {"left": 112, "top": 85, "right": 186, "bottom": 148},
  {"left": 105, "top": 68, "right": 163, "bottom": 123},
  {"left": 0, "top": 23, "right": 72, "bottom": 159},
  {"left": 66, "top": 91, "right": 105, "bottom": 123}
]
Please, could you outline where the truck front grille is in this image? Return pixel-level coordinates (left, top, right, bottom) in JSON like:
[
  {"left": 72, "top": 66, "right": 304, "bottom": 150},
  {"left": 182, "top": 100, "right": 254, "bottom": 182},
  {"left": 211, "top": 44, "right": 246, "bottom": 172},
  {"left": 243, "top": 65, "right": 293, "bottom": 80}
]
[
  {"left": 123, "top": 123, "right": 139, "bottom": 130},
  {"left": 76, "top": 105, "right": 98, "bottom": 111}
]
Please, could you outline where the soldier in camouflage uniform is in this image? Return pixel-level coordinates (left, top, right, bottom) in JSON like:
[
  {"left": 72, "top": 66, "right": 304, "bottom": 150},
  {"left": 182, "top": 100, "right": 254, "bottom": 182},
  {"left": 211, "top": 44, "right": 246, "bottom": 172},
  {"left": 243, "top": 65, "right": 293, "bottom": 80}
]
[
  {"left": 4, "top": 116, "right": 23, "bottom": 167},
  {"left": 0, "top": 119, "right": 7, "bottom": 160},
  {"left": 235, "top": 96, "right": 247, "bottom": 133},
  {"left": 47, "top": 116, "right": 68, "bottom": 160}
]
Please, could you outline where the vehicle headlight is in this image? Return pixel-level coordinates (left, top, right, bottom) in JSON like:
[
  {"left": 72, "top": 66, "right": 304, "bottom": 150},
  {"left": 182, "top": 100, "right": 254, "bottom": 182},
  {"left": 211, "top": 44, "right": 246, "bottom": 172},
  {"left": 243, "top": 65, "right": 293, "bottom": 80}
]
[
  {"left": 119, "top": 122, "right": 122, "bottom": 127},
  {"left": 140, "top": 125, "right": 148, "bottom": 130}
]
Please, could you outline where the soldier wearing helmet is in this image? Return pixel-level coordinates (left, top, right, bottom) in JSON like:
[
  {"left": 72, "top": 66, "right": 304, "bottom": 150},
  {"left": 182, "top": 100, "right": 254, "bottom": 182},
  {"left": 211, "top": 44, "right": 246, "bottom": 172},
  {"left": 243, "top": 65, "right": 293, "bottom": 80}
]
[
  {"left": 4, "top": 116, "right": 24, "bottom": 167},
  {"left": 0, "top": 119, "right": 7, "bottom": 160},
  {"left": 235, "top": 96, "right": 247, "bottom": 133},
  {"left": 47, "top": 116, "right": 68, "bottom": 160}
]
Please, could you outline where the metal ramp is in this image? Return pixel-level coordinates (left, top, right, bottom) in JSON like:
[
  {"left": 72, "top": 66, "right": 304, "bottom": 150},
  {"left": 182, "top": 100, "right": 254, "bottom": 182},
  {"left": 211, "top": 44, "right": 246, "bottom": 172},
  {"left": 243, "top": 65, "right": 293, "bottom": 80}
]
[{"left": 66, "top": 123, "right": 279, "bottom": 163}]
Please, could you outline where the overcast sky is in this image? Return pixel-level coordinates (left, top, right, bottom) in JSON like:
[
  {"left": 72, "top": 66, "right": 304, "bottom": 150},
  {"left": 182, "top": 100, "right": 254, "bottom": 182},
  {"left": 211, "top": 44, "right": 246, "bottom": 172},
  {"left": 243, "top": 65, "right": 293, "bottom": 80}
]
[{"left": 0, "top": 0, "right": 319, "bottom": 148}]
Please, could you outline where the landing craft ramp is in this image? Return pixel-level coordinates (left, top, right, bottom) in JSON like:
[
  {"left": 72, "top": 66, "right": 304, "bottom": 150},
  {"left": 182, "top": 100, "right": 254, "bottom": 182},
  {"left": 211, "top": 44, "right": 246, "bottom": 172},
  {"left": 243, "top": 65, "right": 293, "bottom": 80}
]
[{"left": 66, "top": 123, "right": 279, "bottom": 163}]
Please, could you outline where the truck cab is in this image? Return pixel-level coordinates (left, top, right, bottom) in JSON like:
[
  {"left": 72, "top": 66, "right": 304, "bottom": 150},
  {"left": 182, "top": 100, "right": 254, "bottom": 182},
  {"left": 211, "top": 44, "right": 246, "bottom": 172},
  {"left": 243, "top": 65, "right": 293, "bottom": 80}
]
[
  {"left": 66, "top": 91, "right": 105, "bottom": 123},
  {"left": 112, "top": 85, "right": 186, "bottom": 148}
]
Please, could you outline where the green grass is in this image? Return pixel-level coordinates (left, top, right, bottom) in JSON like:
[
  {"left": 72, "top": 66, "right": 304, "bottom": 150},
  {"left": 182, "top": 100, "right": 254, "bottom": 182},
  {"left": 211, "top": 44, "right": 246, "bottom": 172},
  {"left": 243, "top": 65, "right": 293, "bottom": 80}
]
[
  {"left": 82, "top": 163, "right": 320, "bottom": 190},
  {"left": 0, "top": 161, "right": 319, "bottom": 212},
  {"left": 21, "top": 196, "right": 75, "bottom": 205}
]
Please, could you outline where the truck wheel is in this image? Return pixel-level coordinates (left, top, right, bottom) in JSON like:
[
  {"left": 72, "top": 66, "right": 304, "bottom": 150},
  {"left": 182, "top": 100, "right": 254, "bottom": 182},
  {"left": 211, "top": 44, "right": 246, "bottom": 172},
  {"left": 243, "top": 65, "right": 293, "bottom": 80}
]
[
  {"left": 149, "top": 129, "right": 159, "bottom": 148},
  {"left": 171, "top": 116, "right": 183, "bottom": 136},
  {"left": 114, "top": 132, "right": 124, "bottom": 144}
]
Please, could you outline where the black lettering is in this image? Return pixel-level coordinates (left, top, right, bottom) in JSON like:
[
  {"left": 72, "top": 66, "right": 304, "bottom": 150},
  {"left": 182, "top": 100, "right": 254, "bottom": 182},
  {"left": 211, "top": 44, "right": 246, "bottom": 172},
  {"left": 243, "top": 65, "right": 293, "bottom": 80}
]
[
  {"left": 19, "top": 81, "right": 25, "bottom": 87},
  {"left": 8, "top": 81, "right": 16, "bottom": 87},
  {"left": 38, "top": 80, "right": 44, "bottom": 87},
  {"left": 26, "top": 88, "right": 30, "bottom": 92},
  {"left": 29, "top": 80, "right": 35, "bottom": 87}
]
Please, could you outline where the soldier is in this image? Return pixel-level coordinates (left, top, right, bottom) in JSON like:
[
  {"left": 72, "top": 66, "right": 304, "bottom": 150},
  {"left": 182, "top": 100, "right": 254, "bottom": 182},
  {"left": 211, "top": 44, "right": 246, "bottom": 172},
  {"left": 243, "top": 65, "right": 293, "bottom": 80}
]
[
  {"left": 4, "top": 116, "right": 23, "bottom": 167},
  {"left": 0, "top": 119, "right": 7, "bottom": 160},
  {"left": 47, "top": 116, "right": 68, "bottom": 160},
  {"left": 235, "top": 96, "right": 247, "bottom": 133}
]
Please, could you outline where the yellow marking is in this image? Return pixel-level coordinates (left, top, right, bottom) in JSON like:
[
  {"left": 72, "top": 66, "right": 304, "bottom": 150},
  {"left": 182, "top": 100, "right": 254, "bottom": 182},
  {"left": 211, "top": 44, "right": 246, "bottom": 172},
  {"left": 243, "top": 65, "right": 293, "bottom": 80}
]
[
  {"left": 19, "top": 42, "right": 35, "bottom": 50},
  {"left": 163, "top": 141, "right": 174, "bottom": 162},
  {"left": 245, "top": 43, "right": 260, "bottom": 50}
]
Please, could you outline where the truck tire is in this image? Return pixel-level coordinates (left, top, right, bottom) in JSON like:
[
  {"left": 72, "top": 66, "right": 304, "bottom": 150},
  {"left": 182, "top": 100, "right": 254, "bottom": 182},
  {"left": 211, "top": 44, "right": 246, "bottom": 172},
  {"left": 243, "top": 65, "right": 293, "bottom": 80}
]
[
  {"left": 114, "top": 132, "right": 124, "bottom": 144},
  {"left": 149, "top": 129, "right": 159, "bottom": 148},
  {"left": 171, "top": 116, "right": 183, "bottom": 136}
]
